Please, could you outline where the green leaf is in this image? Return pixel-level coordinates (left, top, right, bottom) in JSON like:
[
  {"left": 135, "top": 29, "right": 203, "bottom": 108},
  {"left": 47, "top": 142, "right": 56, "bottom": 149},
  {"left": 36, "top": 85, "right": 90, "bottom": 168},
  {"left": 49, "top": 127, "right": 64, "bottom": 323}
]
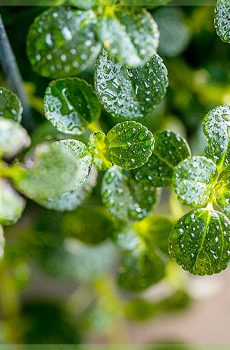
[
  {"left": 108, "top": 121, "right": 154, "bottom": 169},
  {"left": 62, "top": 206, "right": 115, "bottom": 244},
  {"left": 44, "top": 78, "right": 101, "bottom": 135},
  {"left": 39, "top": 166, "right": 97, "bottom": 211},
  {"left": 202, "top": 105, "right": 230, "bottom": 168},
  {"left": 214, "top": 0, "right": 230, "bottom": 44},
  {"left": 0, "top": 226, "right": 4, "bottom": 259},
  {"left": 134, "top": 131, "right": 190, "bottom": 187},
  {"left": 169, "top": 209, "right": 230, "bottom": 275},
  {"left": 101, "top": 166, "right": 157, "bottom": 223},
  {"left": 27, "top": 7, "right": 101, "bottom": 78},
  {"left": 0, "top": 180, "right": 25, "bottom": 225},
  {"left": 0, "top": 118, "right": 31, "bottom": 158},
  {"left": 16, "top": 140, "right": 91, "bottom": 203},
  {"left": 154, "top": 7, "right": 190, "bottom": 57},
  {"left": 214, "top": 173, "right": 230, "bottom": 217},
  {"left": 95, "top": 49, "right": 168, "bottom": 119},
  {"left": 0, "top": 87, "right": 23, "bottom": 122},
  {"left": 173, "top": 156, "right": 217, "bottom": 208},
  {"left": 96, "top": 7, "right": 159, "bottom": 68},
  {"left": 117, "top": 249, "right": 166, "bottom": 291},
  {"left": 116, "top": 0, "right": 170, "bottom": 5},
  {"left": 69, "top": 0, "right": 99, "bottom": 9}
]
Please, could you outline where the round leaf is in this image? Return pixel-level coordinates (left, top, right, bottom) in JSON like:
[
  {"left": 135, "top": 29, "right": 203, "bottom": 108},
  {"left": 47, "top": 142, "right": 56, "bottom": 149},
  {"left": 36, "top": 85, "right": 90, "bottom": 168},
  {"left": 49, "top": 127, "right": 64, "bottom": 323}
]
[
  {"left": 173, "top": 156, "right": 217, "bottom": 208},
  {"left": 214, "top": 0, "right": 230, "bottom": 44},
  {"left": 95, "top": 49, "right": 168, "bottom": 119},
  {"left": 0, "top": 118, "right": 31, "bottom": 158},
  {"left": 44, "top": 78, "right": 101, "bottom": 135},
  {"left": 106, "top": 121, "right": 154, "bottom": 169},
  {"left": 169, "top": 209, "right": 230, "bottom": 275},
  {"left": 0, "top": 180, "right": 25, "bottom": 225},
  {"left": 202, "top": 105, "right": 230, "bottom": 168},
  {"left": 0, "top": 87, "right": 23, "bottom": 122},
  {"left": 96, "top": 7, "right": 159, "bottom": 67},
  {"left": 27, "top": 7, "right": 101, "bottom": 78},
  {"left": 134, "top": 131, "right": 191, "bottom": 187},
  {"left": 102, "top": 166, "right": 157, "bottom": 223}
]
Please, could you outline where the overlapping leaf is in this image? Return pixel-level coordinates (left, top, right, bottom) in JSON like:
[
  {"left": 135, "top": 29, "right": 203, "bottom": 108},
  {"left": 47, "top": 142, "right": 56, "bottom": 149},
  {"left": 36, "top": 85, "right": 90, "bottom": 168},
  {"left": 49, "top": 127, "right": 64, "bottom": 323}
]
[
  {"left": 169, "top": 209, "right": 230, "bottom": 275},
  {"left": 0, "top": 87, "right": 23, "bottom": 122},
  {"left": 44, "top": 78, "right": 101, "bottom": 135},
  {"left": 134, "top": 131, "right": 190, "bottom": 187},
  {"left": 0, "top": 180, "right": 25, "bottom": 225},
  {"left": 215, "top": 173, "right": 230, "bottom": 216},
  {"left": 95, "top": 49, "right": 168, "bottom": 119},
  {"left": 214, "top": 0, "right": 230, "bottom": 44}
]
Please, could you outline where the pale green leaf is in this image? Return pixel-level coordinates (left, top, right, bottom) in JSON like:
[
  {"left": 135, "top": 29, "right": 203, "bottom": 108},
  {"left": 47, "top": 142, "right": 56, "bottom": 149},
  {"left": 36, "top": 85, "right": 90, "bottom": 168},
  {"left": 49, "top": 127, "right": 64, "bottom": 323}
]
[
  {"left": 0, "top": 180, "right": 25, "bottom": 225},
  {"left": 215, "top": 173, "right": 230, "bottom": 217},
  {"left": 0, "top": 87, "right": 23, "bottom": 122}
]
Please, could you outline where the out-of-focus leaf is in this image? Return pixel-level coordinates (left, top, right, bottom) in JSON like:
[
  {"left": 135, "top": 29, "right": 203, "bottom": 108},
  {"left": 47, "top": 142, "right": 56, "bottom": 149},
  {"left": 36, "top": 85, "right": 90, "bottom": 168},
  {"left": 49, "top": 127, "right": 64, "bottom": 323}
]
[
  {"left": 44, "top": 78, "right": 101, "bottom": 135},
  {"left": 27, "top": 7, "right": 101, "bottom": 78},
  {"left": 0, "top": 225, "right": 4, "bottom": 259},
  {"left": 0, "top": 87, "right": 23, "bottom": 122},
  {"left": 169, "top": 209, "right": 230, "bottom": 275},
  {"left": 95, "top": 49, "right": 168, "bottom": 119},
  {"left": 0, "top": 180, "right": 25, "bottom": 225},
  {"left": 96, "top": 7, "right": 159, "bottom": 67},
  {"left": 173, "top": 156, "right": 217, "bottom": 207},
  {"left": 0, "top": 118, "right": 31, "bottom": 158}
]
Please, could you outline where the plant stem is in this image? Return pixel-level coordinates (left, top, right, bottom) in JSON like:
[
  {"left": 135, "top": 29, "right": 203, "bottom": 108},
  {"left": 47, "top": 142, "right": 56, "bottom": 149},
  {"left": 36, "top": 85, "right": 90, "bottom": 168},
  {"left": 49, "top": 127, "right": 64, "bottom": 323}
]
[{"left": 0, "top": 14, "right": 34, "bottom": 131}]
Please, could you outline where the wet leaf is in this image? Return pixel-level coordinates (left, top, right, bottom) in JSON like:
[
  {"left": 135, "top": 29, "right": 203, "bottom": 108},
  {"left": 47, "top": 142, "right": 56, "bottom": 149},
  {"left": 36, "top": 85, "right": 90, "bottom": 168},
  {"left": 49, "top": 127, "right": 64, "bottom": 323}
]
[
  {"left": 202, "top": 105, "right": 230, "bottom": 168},
  {"left": 0, "top": 118, "right": 31, "bottom": 158},
  {"left": 0, "top": 87, "right": 23, "bottom": 122},
  {"left": 154, "top": 7, "right": 190, "bottom": 57},
  {"left": 95, "top": 49, "right": 168, "bottom": 119},
  {"left": 63, "top": 206, "right": 115, "bottom": 244},
  {"left": 16, "top": 141, "right": 91, "bottom": 203},
  {"left": 134, "top": 131, "right": 190, "bottom": 187},
  {"left": 96, "top": 7, "right": 159, "bottom": 67},
  {"left": 173, "top": 156, "right": 217, "bottom": 208},
  {"left": 117, "top": 249, "right": 166, "bottom": 291},
  {"left": 169, "top": 209, "right": 230, "bottom": 275},
  {"left": 101, "top": 166, "right": 157, "bottom": 223},
  {"left": 215, "top": 173, "right": 230, "bottom": 217},
  {"left": 0, "top": 180, "right": 25, "bottom": 225},
  {"left": 214, "top": 0, "right": 230, "bottom": 44},
  {"left": 106, "top": 121, "right": 154, "bottom": 169},
  {"left": 27, "top": 7, "right": 101, "bottom": 78},
  {"left": 44, "top": 78, "right": 101, "bottom": 135}
]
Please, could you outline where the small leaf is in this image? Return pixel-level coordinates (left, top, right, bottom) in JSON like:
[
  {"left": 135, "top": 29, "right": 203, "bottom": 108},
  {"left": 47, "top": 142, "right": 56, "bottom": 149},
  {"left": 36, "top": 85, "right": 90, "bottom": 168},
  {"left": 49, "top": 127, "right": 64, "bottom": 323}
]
[
  {"left": 106, "top": 121, "right": 154, "bottom": 169},
  {"left": 214, "top": 173, "right": 230, "bottom": 217},
  {"left": 62, "top": 206, "right": 115, "bottom": 244},
  {"left": 134, "top": 131, "right": 190, "bottom": 187},
  {"left": 202, "top": 105, "right": 230, "bottom": 168},
  {"left": 96, "top": 7, "right": 159, "bottom": 67},
  {"left": 0, "top": 118, "right": 31, "bottom": 158},
  {"left": 44, "top": 78, "right": 101, "bottom": 135},
  {"left": 101, "top": 166, "right": 157, "bottom": 223},
  {"left": 173, "top": 156, "right": 217, "bottom": 208},
  {"left": 0, "top": 87, "right": 23, "bottom": 122},
  {"left": 0, "top": 180, "right": 25, "bottom": 225},
  {"left": 39, "top": 166, "right": 97, "bottom": 211},
  {"left": 169, "top": 209, "right": 230, "bottom": 275},
  {"left": 27, "top": 7, "right": 101, "bottom": 78},
  {"left": 95, "top": 49, "right": 168, "bottom": 119},
  {"left": 117, "top": 249, "right": 166, "bottom": 291},
  {"left": 16, "top": 141, "right": 91, "bottom": 203},
  {"left": 214, "top": 0, "right": 230, "bottom": 44}
]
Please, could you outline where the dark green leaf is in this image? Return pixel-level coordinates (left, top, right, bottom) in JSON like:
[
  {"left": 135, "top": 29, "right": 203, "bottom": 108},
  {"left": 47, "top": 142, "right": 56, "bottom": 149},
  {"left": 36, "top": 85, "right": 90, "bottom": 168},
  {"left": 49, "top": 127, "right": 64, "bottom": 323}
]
[
  {"left": 27, "top": 7, "right": 101, "bottom": 78},
  {"left": 169, "top": 209, "right": 230, "bottom": 275},
  {"left": 202, "top": 105, "right": 230, "bottom": 168},
  {"left": 214, "top": 0, "right": 230, "bottom": 43},
  {"left": 134, "top": 131, "right": 190, "bottom": 187},
  {"left": 0, "top": 87, "right": 23, "bottom": 122},
  {"left": 96, "top": 7, "right": 159, "bottom": 67},
  {"left": 0, "top": 180, "right": 25, "bottom": 225},
  {"left": 173, "top": 156, "right": 217, "bottom": 207},
  {"left": 44, "top": 78, "right": 101, "bottom": 135},
  {"left": 101, "top": 166, "right": 157, "bottom": 223},
  {"left": 106, "top": 121, "right": 154, "bottom": 169},
  {"left": 95, "top": 49, "right": 168, "bottom": 119},
  {"left": 0, "top": 118, "right": 31, "bottom": 158}
]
